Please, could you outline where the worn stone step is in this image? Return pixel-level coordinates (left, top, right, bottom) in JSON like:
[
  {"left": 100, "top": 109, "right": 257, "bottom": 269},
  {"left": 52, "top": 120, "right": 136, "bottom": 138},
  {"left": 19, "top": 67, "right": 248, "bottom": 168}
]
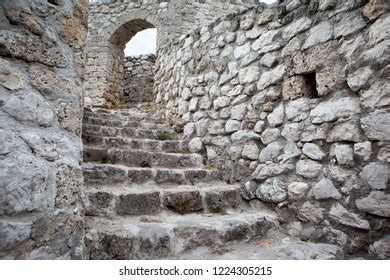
[
  {"left": 83, "top": 146, "right": 204, "bottom": 168},
  {"left": 167, "top": 229, "right": 344, "bottom": 260},
  {"left": 82, "top": 124, "right": 177, "bottom": 140},
  {"left": 85, "top": 211, "right": 277, "bottom": 259},
  {"left": 83, "top": 136, "right": 189, "bottom": 154},
  {"left": 84, "top": 108, "right": 153, "bottom": 122},
  {"left": 83, "top": 115, "right": 174, "bottom": 131},
  {"left": 84, "top": 183, "right": 243, "bottom": 217},
  {"left": 82, "top": 163, "right": 220, "bottom": 185}
]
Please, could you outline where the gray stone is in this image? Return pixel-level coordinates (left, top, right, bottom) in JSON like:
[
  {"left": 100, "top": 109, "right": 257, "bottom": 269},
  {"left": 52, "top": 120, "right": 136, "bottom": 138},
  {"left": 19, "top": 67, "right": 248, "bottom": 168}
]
[
  {"left": 288, "top": 182, "right": 310, "bottom": 200},
  {"left": 225, "top": 120, "right": 241, "bottom": 133},
  {"left": 116, "top": 191, "right": 161, "bottom": 215},
  {"left": 298, "top": 202, "right": 324, "bottom": 223},
  {"left": 329, "top": 203, "right": 370, "bottom": 230},
  {"left": 310, "top": 95, "right": 361, "bottom": 124},
  {"left": 281, "top": 123, "right": 303, "bottom": 142},
  {"left": 231, "top": 130, "right": 261, "bottom": 143},
  {"left": 234, "top": 42, "right": 251, "bottom": 59},
  {"left": 303, "top": 21, "right": 333, "bottom": 50},
  {"left": 285, "top": 98, "right": 311, "bottom": 122},
  {"left": 255, "top": 178, "right": 288, "bottom": 203},
  {"left": 282, "top": 17, "right": 312, "bottom": 41},
  {"left": 258, "top": 65, "right": 285, "bottom": 91},
  {"left": 230, "top": 103, "right": 247, "bottom": 121},
  {"left": 361, "top": 111, "right": 390, "bottom": 141},
  {"left": 354, "top": 142, "right": 372, "bottom": 161},
  {"left": 296, "top": 159, "right": 323, "bottom": 178},
  {"left": 205, "top": 188, "right": 241, "bottom": 212},
  {"left": 267, "top": 103, "right": 284, "bottom": 127},
  {"left": 368, "top": 12, "right": 390, "bottom": 44},
  {"left": 369, "top": 236, "right": 390, "bottom": 260},
  {"left": 261, "top": 128, "right": 280, "bottom": 145},
  {"left": 334, "top": 144, "right": 354, "bottom": 165},
  {"left": 0, "top": 221, "right": 31, "bottom": 251},
  {"left": 259, "top": 141, "right": 284, "bottom": 163},
  {"left": 359, "top": 162, "right": 389, "bottom": 190},
  {"left": 242, "top": 142, "right": 260, "bottom": 160},
  {"left": 208, "top": 120, "right": 226, "bottom": 135},
  {"left": 253, "top": 163, "right": 293, "bottom": 181},
  {"left": 359, "top": 81, "right": 390, "bottom": 110},
  {"left": 238, "top": 66, "right": 260, "bottom": 84},
  {"left": 163, "top": 190, "right": 203, "bottom": 214},
  {"left": 251, "top": 29, "right": 281, "bottom": 54},
  {"left": 334, "top": 12, "right": 366, "bottom": 38},
  {"left": 356, "top": 191, "right": 390, "bottom": 217},
  {"left": 302, "top": 143, "right": 325, "bottom": 161},
  {"left": 347, "top": 67, "right": 374, "bottom": 92},
  {"left": 327, "top": 120, "right": 363, "bottom": 143},
  {"left": 188, "top": 137, "right": 203, "bottom": 153},
  {"left": 213, "top": 96, "right": 231, "bottom": 110},
  {"left": 312, "top": 178, "right": 342, "bottom": 200}
]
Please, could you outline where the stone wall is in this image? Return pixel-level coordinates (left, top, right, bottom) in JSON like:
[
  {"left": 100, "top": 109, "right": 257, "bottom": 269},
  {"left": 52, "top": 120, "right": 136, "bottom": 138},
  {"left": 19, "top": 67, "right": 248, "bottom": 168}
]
[
  {"left": 122, "top": 55, "right": 156, "bottom": 103},
  {"left": 0, "top": 0, "right": 87, "bottom": 259},
  {"left": 154, "top": 0, "right": 390, "bottom": 257},
  {"left": 85, "top": 0, "right": 262, "bottom": 107}
]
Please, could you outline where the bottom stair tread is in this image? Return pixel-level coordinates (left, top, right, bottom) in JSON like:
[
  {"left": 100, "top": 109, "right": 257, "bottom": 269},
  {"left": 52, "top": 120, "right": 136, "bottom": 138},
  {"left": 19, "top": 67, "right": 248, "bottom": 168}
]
[{"left": 85, "top": 210, "right": 278, "bottom": 260}]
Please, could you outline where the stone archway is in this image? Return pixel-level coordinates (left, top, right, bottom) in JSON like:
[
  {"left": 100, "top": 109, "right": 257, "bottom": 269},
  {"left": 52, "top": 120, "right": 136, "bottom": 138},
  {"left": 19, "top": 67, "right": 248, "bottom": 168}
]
[{"left": 85, "top": 10, "right": 160, "bottom": 108}]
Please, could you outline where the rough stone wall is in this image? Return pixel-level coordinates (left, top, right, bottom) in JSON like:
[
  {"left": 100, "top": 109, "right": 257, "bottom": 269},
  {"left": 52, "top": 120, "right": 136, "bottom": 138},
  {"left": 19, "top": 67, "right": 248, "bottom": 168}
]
[
  {"left": 155, "top": 0, "right": 390, "bottom": 257},
  {"left": 0, "top": 0, "right": 87, "bottom": 259},
  {"left": 122, "top": 55, "right": 156, "bottom": 103},
  {"left": 85, "top": 0, "right": 261, "bottom": 107}
]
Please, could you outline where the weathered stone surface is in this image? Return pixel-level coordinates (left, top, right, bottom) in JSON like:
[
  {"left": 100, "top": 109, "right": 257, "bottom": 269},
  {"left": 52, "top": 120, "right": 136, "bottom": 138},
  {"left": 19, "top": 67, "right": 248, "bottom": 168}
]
[
  {"left": 255, "top": 178, "right": 288, "bottom": 203},
  {"left": 303, "top": 21, "right": 333, "bottom": 50},
  {"left": 296, "top": 160, "right": 323, "bottom": 179},
  {"left": 354, "top": 142, "right": 372, "bottom": 161},
  {"left": 282, "top": 17, "right": 312, "bottom": 41},
  {"left": 225, "top": 120, "right": 241, "bottom": 133},
  {"left": 231, "top": 130, "right": 261, "bottom": 142},
  {"left": 253, "top": 163, "right": 293, "bottom": 181},
  {"left": 334, "top": 144, "right": 354, "bottom": 165},
  {"left": 0, "top": 221, "right": 31, "bottom": 251},
  {"left": 310, "top": 95, "right": 361, "bottom": 124},
  {"left": 163, "top": 190, "right": 203, "bottom": 214},
  {"left": 302, "top": 143, "right": 325, "bottom": 161},
  {"left": 369, "top": 236, "right": 390, "bottom": 260},
  {"left": 356, "top": 192, "right": 390, "bottom": 217},
  {"left": 261, "top": 128, "right": 280, "bottom": 145},
  {"left": 259, "top": 142, "right": 284, "bottom": 163},
  {"left": 242, "top": 142, "right": 260, "bottom": 160},
  {"left": 329, "top": 203, "right": 370, "bottom": 230},
  {"left": 258, "top": 65, "right": 285, "bottom": 91},
  {"left": 312, "top": 178, "right": 342, "bottom": 200},
  {"left": 188, "top": 138, "right": 203, "bottom": 153},
  {"left": 359, "top": 162, "right": 389, "bottom": 190},
  {"left": 298, "top": 202, "right": 324, "bottom": 223},
  {"left": 361, "top": 111, "right": 390, "bottom": 141},
  {"left": 267, "top": 103, "right": 285, "bottom": 127},
  {"left": 288, "top": 182, "right": 310, "bottom": 200},
  {"left": 116, "top": 192, "right": 161, "bottom": 215},
  {"left": 327, "top": 120, "right": 363, "bottom": 143},
  {"left": 205, "top": 188, "right": 241, "bottom": 212},
  {"left": 334, "top": 12, "right": 366, "bottom": 38},
  {"left": 347, "top": 66, "right": 373, "bottom": 92}
]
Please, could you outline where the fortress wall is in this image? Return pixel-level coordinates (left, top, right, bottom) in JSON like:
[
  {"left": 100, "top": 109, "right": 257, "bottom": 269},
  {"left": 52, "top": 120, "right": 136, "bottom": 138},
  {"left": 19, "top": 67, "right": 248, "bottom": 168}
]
[
  {"left": 85, "top": 0, "right": 261, "bottom": 107},
  {"left": 0, "top": 0, "right": 87, "bottom": 259},
  {"left": 154, "top": 0, "right": 390, "bottom": 256}
]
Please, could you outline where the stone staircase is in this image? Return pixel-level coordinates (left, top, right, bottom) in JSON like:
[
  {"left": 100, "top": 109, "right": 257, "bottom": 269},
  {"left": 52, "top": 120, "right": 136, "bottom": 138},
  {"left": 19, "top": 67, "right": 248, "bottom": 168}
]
[{"left": 81, "top": 106, "right": 341, "bottom": 260}]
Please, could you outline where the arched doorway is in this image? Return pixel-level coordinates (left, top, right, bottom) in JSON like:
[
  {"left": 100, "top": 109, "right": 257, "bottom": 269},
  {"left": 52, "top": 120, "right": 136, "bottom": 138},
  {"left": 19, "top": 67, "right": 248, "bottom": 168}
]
[
  {"left": 85, "top": 14, "right": 159, "bottom": 108},
  {"left": 107, "top": 19, "right": 156, "bottom": 107}
]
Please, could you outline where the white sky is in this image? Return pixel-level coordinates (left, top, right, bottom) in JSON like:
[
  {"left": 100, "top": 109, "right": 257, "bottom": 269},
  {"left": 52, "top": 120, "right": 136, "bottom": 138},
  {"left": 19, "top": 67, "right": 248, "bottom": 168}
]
[{"left": 119, "top": 0, "right": 277, "bottom": 56}]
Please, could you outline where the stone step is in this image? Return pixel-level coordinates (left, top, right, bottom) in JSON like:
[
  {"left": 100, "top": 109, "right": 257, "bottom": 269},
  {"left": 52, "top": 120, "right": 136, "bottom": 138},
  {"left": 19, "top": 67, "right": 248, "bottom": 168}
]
[
  {"left": 82, "top": 163, "right": 220, "bottom": 185},
  {"left": 83, "top": 146, "right": 204, "bottom": 168},
  {"left": 85, "top": 211, "right": 277, "bottom": 259},
  {"left": 83, "top": 136, "right": 189, "bottom": 154},
  {"left": 84, "top": 107, "right": 153, "bottom": 122},
  {"left": 82, "top": 124, "right": 177, "bottom": 140},
  {"left": 167, "top": 229, "right": 344, "bottom": 260},
  {"left": 83, "top": 115, "right": 174, "bottom": 131},
  {"left": 84, "top": 183, "right": 243, "bottom": 217}
]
